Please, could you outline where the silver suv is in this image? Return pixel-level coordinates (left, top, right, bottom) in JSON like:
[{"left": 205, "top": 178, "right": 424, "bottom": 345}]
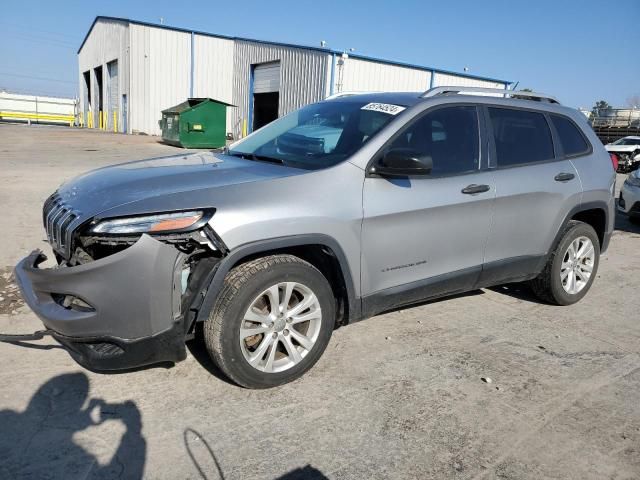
[{"left": 14, "top": 87, "right": 616, "bottom": 388}]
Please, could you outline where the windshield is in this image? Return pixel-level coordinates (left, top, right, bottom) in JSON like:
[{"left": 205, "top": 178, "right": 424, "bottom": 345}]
[
  {"left": 228, "top": 101, "right": 404, "bottom": 169},
  {"left": 613, "top": 138, "right": 640, "bottom": 146}
]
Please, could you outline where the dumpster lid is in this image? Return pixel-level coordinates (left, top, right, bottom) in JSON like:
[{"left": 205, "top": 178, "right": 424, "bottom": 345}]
[{"left": 162, "top": 98, "right": 236, "bottom": 114}]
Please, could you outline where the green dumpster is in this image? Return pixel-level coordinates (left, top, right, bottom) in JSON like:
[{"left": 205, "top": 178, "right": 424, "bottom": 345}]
[{"left": 160, "top": 98, "right": 234, "bottom": 148}]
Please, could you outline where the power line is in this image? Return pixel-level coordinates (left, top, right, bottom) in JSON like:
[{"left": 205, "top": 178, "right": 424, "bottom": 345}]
[
  {"left": 8, "top": 32, "right": 76, "bottom": 49},
  {"left": 0, "top": 20, "right": 77, "bottom": 41},
  {"left": 0, "top": 72, "right": 76, "bottom": 84}
]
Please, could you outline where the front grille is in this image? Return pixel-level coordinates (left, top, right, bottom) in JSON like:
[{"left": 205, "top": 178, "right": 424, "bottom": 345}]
[{"left": 42, "top": 193, "right": 80, "bottom": 258}]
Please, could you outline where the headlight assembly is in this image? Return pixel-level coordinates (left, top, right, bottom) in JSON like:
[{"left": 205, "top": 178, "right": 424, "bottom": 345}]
[{"left": 91, "top": 210, "right": 206, "bottom": 235}]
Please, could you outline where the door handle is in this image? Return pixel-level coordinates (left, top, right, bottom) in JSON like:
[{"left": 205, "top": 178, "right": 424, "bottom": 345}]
[
  {"left": 461, "top": 184, "right": 491, "bottom": 194},
  {"left": 554, "top": 172, "right": 575, "bottom": 182}
]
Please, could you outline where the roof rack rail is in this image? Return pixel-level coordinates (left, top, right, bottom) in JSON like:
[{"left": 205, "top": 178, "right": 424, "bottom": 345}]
[
  {"left": 421, "top": 86, "right": 560, "bottom": 104},
  {"left": 325, "top": 91, "right": 379, "bottom": 100}
]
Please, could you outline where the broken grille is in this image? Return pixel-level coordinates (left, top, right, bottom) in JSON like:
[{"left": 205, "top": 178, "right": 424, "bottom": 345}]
[{"left": 42, "top": 193, "right": 78, "bottom": 258}]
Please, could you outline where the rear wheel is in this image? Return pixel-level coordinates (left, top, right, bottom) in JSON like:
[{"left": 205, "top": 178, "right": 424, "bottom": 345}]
[
  {"left": 204, "top": 254, "right": 335, "bottom": 388},
  {"left": 530, "top": 221, "right": 600, "bottom": 305}
]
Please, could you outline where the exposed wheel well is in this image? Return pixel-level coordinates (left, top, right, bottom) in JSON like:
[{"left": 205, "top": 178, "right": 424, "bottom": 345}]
[
  {"left": 227, "top": 244, "right": 350, "bottom": 327},
  {"left": 571, "top": 208, "right": 606, "bottom": 247}
]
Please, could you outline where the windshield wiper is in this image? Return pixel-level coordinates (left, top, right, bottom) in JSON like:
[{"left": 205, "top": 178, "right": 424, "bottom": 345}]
[
  {"left": 250, "top": 154, "right": 285, "bottom": 165},
  {"left": 227, "top": 151, "right": 285, "bottom": 165}
]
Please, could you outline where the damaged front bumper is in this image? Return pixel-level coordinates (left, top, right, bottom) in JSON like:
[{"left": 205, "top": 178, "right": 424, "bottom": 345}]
[{"left": 14, "top": 234, "right": 188, "bottom": 371}]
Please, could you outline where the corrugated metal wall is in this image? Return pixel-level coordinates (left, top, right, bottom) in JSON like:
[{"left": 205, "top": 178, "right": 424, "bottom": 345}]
[
  {"left": 78, "top": 19, "right": 129, "bottom": 130},
  {"left": 79, "top": 19, "right": 509, "bottom": 137},
  {"left": 336, "top": 57, "right": 432, "bottom": 93},
  {"left": 432, "top": 72, "right": 505, "bottom": 89},
  {"left": 232, "top": 40, "right": 328, "bottom": 138},
  {"left": 192, "top": 34, "right": 234, "bottom": 101},
  {"left": 129, "top": 24, "right": 191, "bottom": 135},
  {"left": 192, "top": 34, "right": 235, "bottom": 136}
]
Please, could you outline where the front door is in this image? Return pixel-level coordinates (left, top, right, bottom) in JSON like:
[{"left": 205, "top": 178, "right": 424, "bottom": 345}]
[{"left": 361, "top": 105, "right": 495, "bottom": 314}]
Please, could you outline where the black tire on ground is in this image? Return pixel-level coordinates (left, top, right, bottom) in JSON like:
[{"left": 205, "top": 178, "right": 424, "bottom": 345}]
[
  {"left": 204, "top": 254, "right": 335, "bottom": 388},
  {"left": 530, "top": 220, "right": 600, "bottom": 306}
]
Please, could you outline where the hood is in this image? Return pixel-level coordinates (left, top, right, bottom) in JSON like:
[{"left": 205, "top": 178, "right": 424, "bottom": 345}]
[{"left": 55, "top": 151, "right": 307, "bottom": 220}]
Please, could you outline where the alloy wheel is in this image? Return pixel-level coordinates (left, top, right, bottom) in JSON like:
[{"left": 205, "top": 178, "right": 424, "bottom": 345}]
[
  {"left": 560, "top": 236, "right": 595, "bottom": 295},
  {"left": 239, "top": 282, "right": 322, "bottom": 373}
]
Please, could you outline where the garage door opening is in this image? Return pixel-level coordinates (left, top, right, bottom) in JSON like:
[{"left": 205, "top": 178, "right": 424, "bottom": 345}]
[
  {"left": 251, "top": 62, "right": 280, "bottom": 131},
  {"left": 253, "top": 92, "right": 279, "bottom": 131},
  {"left": 82, "top": 71, "right": 91, "bottom": 125},
  {"left": 94, "top": 65, "right": 103, "bottom": 128}
]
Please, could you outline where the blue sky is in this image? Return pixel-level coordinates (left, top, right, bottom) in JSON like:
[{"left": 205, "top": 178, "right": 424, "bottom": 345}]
[{"left": 1, "top": 0, "right": 638, "bottom": 109}]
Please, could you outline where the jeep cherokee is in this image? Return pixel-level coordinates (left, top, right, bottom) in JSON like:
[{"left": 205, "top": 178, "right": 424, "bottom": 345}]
[{"left": 14, "top": 87, "right": 616, "bottom": 388}]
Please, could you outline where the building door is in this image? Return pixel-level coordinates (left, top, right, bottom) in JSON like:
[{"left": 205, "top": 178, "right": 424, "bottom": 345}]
[
  {"left": 107, "top": 60, "right": 118, "bottom": 131},
  {"left": 252, "top": 62, "right": 280, "bottom": 131},
  {"left": 122, "top": 94, "right": 127, "bottom": 134}
]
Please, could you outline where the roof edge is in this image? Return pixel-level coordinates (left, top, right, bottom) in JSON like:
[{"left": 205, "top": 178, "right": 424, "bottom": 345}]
[{"left": 78, "top": 16, "right": 512, "bottom": 84}]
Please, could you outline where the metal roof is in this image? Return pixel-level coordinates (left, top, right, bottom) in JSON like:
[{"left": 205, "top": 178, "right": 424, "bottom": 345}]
[{"left": 78, "top": 16, "right": 512, "bottom": 85}]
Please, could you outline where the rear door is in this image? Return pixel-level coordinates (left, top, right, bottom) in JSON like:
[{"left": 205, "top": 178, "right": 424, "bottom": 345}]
[
  {"left": 481, "top": 106, "right": 583, "bottom": 279},
  {"left": 361, "top": 105, "right": 495, "bottom": 311}
]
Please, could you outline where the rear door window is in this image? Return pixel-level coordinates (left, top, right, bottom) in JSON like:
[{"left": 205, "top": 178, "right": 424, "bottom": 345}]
[
  {"left": 488, "top": 108, "right": 554, "bottom": 167},
  {"left": 550, "top": 114, "right": 590, "bottom": 156}
]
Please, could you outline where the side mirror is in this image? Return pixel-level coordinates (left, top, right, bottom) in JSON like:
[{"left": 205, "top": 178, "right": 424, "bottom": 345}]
[{"left": 371, "top": 148, "right": 433, "bottom": 177}]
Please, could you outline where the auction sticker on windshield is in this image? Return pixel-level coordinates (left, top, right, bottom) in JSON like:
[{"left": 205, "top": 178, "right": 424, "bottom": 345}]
[{"left": 361, "top": 103, "right": 406, "bottom": 115}]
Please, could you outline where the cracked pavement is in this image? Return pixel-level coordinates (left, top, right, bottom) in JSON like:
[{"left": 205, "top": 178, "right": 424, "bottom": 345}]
[{"left": 0, "top": 124, "right": 638, "bottom": 479}]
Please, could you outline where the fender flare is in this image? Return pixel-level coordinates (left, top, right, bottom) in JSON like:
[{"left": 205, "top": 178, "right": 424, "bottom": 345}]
[
  {"left": 543, "top": 200, "right": 611, "bottom": 268},
  {"left": 194, "top": 234, "right": 361, "bottom": 327}
]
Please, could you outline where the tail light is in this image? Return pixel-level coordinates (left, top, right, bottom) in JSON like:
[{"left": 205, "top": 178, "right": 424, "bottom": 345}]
[{"left": 610, "top": 153, "right": 618, "bottom": 171}]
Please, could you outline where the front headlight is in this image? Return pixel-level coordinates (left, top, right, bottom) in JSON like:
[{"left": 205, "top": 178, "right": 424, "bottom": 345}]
[
  {"left": 91, "top": 210, "right": 205, "bottom": 234},
  {"left": 624, "top": 175, "right": 640, "bottom": 188}
]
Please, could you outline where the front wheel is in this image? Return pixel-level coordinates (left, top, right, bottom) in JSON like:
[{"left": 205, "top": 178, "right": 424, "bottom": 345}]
[
  {"left": 530, "top": 220, "right": 600, "bottom": 305},
  {"left": 204, "top": 254, "right": 335, "bottom": 388}
]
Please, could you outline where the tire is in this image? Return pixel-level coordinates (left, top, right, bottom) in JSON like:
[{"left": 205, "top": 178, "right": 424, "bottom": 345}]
[
  {"left": 530, "top": 221, "right": 600, "bottom": 306},
  {"left": 204, "top": 254, "right": 335, "bottom": 388}
]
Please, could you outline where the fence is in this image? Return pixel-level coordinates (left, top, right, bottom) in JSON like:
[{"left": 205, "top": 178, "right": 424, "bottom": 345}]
[
  {"left": 0, "top": 91, "right": 77, "bottom": 126},
  {"left": 591, "top": 108, "right": 640, "bottom": 129}
]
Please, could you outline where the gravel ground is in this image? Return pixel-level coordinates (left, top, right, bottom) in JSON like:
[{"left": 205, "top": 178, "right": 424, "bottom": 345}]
[{"left": 0, "top": 123, "right": 638, "bottom": 480}]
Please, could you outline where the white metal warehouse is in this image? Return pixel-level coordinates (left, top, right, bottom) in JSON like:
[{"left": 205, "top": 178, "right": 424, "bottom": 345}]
[{"left": 78, "top": 16, "right": 511, "bottom": 138}]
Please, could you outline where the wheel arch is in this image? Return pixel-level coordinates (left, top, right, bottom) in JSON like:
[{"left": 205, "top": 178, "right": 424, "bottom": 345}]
[
  {"left": 194, "top": 234, "right": 361, "bottom": 331},
  {"left": 548, "top": 201, "right": 610, "bottom": 260}
]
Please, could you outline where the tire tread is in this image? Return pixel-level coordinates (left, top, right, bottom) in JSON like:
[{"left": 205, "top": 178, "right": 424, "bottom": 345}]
[{"left": 204, "top": 254, "right": 322, "bottom": 388}]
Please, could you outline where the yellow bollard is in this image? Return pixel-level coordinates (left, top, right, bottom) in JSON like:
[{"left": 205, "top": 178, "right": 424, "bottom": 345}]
[
  {"left": 88, "top": 112, "right": 93, "bottom": 129},
  {"left": 242, "top": 118, "right": 247, "bottom": 138},
  {"left": 113, "top": 111, "right": 117, "bottom": 133}
]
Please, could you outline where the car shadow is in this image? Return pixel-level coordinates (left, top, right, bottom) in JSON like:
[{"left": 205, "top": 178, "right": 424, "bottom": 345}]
[
  {"left": 186, "top": 323, "right": 236, "bottom": 386},
  {"left": 487, "top": 282, "right": 547, "bottom": 304},
  {"left": 0, "top": 372, "right": 146, "bottom": 479},
  {"left": 184, "top": 427, "right": 329, "bottom": 480},
  {"left": 614, "top": 206, "right": 640, "bottom": 235}
]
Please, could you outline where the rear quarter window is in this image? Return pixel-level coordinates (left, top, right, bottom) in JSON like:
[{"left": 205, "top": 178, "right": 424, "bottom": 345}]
[
  {"left": 550, "top": 114, "right": 590, "bottom": 157},
  {"left": 489, "top": 107, "right": 554, "bottom": 167}
]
